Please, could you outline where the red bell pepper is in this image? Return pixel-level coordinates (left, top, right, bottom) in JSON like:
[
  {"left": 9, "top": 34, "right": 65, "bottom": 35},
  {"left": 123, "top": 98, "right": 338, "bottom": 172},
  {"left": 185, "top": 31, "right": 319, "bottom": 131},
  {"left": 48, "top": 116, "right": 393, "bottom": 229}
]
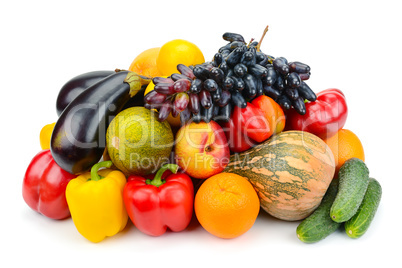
[
  {"left": 123, "top": 164, "right": 194, "bottom": 236},
  {"left": 286, "top": 88, "right": 348, "bottom": 139},
  {"left": 223, "top": 95, "right": 285, "bottom": 153},
  {"left": 22, "top": 149, "right": 76, "bottom": 219}
]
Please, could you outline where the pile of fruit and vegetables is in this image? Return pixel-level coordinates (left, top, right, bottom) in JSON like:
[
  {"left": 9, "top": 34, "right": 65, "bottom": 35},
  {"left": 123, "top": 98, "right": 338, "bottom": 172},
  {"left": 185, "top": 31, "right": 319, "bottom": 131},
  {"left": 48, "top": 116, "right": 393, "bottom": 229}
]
[{"left": 23, "top": 26, "right": 381, "bottom": 243}]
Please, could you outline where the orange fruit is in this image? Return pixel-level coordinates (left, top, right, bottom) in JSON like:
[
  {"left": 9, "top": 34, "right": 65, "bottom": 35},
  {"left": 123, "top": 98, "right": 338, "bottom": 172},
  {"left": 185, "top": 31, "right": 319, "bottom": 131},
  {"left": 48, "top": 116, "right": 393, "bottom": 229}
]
[
  {"left": 156, "top": 39, "right": 205, "bottom": 76},
  {"left": 128, "top": 47, "right": 161, "bottom": 78},
  {"left": 194, "top": 173, "right": 260, "bottom": 239},
  {"left": 323, "top": 129, "right": 365, "bottom": 174}
]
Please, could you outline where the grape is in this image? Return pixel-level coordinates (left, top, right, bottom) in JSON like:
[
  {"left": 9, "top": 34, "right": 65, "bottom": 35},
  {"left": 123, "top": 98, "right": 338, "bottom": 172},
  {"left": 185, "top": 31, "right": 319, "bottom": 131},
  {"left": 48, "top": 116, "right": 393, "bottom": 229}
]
[
  {"left": 154, "top": 83, "right": 175, "bottom": 95},
  {"left": 171, "top": 73, "right": 192, "bottom": 82},
  {"left": 249, "top": 64, "right": 268, "bottom": 78},
  {"left": 255, "top": 76, "right": 263, "bottom": 97},
  {"left": 287, "top": 72, "right": 302, "bottom": 88},
  {"left": 226, "top": 46, "right": 247, "bottom": 67},
  {"left": 199, "top": 90, "right": 212, "bottom": 109},
  {"left": 233, "top": 63, "right": 247, "bottom": 77},
  {"left": 240, "top": 51, "right": 255, "bottom": 66},
  {"left": 231, "top": 90, "right": 247, "bottom": 108},
  {"left": 171, "top": 105, "right": 179, "bottom": 118},
  {"left": 230, "top": 41, "right": 246, "bottom": 50},
  {"left": 220, "top": 50, "right": 231, "bottom": 58},
  {"left": 263, "top": 85, "right": 281, "bottom": 100},
  {"left": 173, "top": 79, "right": 191, "bottom": 92},
  {"left": 218, "top": 102, "right": 232, "bottom": 123},
  {"left": 193, "top": 65, "right": 210, "bottom": 80},
  {"left": 209, "top": 67, "right": 225, "bottom": 84},
  {"left": 288, "top": 61, "right": 310, "bottom": 74},
  {"left": 274, "top": 75, "right": 285, "bottom": 90},
  {"left": 144, "top": 90, "right": 167, "bottom": 104},
  {"left": 292, "top": 97, "right": 306, "bottom": 115},
  {"left": 192, "top": 112, "right": 202, "bottom": 123},
  {"left": 213, "top": 53, "right": 223, "bottom": 66},
  {"left": 264, "top": 65, "right": 277, "bottom": 86},
  {"left": 230, "top": 76, "right": 245, "bottom": 91},
  {"left": 212, "top": 104, "right": 220, "bottom": 120},
  {"left": 202, "top": 102, "right": 215, "bottom": 123},
  {"left": 223, "top": 76, "right": 234, "bottom": 90},
  {"left": 203, "top": 79, "right": 218, "bottom": 92},
  {"left": 180, "top": 108, "right": 191, "bottom": 124},
  {"left": 299, "top": 72, "right": 311, "bottom": 80},
  {"left": 211, "top": 87, "right": 221, "bottom": 102},
  {"left": 276, "top": 94, "right": 292, "bottom": 110},
  {"left": 144, "top": 102, "right": 154, "bottom": 110},
  {"left": 256, "top": 51, "right": 268, "bottom": 65},
  {"left": 219, "top": 61, "right": 229, "bottom": 74},
  {"left": 188, "top": 93, "right": 200, "bottom": 114},
  {"left": 273, "top": 57, "right": 289, "bottom": 75},
  {"left": 177, "top": 64, "right": 195, "bottom": 79},
  {"left": 243, "top": 74, "right": 257, "bottom": 98},
  {"left": 174, "top": 92, "right": 189, "bottom": 112},
  {"left": 222, "top": 32, "right": 245, "bottom": 43},
  {"left": 216, "top": 89, "right": 231, "bottom": 107},
  {"left": 152, "top": 77, "right": 174, "bottom": 84},
  {"left": 158, "top": 101, "right": 172, "bottom": 122},
  {"left": 285, "top": 87, "right": 299, "bottom": 100},
  {"left": 190, "top": 78, "right": 203, "bottom": 94},
  {"left": 298, "top": 82, "right": 316, "bottom": 101}
]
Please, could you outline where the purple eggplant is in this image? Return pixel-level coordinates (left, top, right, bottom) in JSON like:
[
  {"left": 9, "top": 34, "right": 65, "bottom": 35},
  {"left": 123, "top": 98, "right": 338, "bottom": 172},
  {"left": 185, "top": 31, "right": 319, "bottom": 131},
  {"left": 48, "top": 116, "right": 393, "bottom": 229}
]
[{"left": 51, "top": 71, "right": 150, "bottom": 174}]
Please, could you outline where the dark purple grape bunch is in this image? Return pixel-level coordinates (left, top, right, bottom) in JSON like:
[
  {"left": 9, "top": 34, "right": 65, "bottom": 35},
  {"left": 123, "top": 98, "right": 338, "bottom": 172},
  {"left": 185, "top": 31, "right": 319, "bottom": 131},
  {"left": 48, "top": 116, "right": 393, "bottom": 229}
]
[
  {"left": 212, "top": 31, "right": 317, "bottom": 115},
  {"left": 144, "top": 29, "right": 317, "bottom": 125}
]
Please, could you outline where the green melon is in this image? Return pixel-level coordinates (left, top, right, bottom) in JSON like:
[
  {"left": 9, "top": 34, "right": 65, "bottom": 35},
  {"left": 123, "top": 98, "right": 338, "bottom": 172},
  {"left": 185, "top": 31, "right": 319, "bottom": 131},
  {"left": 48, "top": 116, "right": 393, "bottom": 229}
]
[{"left": 106, "top": 107, "right": 174, "bottom": 176}]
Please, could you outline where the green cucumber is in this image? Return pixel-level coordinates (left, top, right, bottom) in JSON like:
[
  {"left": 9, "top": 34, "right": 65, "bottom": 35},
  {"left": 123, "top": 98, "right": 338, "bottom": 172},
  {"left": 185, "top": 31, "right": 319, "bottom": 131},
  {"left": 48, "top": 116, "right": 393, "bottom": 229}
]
[
  {"left": 330, "top": 158, "right": 370, "bottom": 223},
  {"left": 296, "top": 181, "right": 341, "bottom": 243},
  {"left": 344, "top": 178, "right": 382, "bottom": 238}
]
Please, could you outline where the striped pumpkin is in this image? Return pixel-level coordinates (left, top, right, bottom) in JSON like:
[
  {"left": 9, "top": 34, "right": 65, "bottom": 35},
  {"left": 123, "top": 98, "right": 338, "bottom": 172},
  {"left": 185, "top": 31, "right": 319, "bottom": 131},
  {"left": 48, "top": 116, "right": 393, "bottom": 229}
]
[{"left": 224, "top": 131, "right": 335, "bottom": 221}]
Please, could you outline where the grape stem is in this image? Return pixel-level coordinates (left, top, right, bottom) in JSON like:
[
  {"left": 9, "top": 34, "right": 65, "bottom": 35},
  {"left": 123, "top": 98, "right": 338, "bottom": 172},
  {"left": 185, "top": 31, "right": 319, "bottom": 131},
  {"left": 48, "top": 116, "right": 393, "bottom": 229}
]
[
  {"left": 247, "top": 38, "right": 255, "bottom": 47},
  {"left": 256, "top": 25, "right": 269, "bottom": 52}
]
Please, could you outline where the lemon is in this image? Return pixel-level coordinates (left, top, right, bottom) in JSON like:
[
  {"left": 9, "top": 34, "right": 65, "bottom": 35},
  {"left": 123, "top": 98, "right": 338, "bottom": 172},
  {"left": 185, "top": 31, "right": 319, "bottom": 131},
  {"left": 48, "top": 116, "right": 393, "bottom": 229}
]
[
  {"left": 156, "top": 39, "right": 205, "bottom": 76},
  {"left": 144, "top": 76, "right": 181, "bottom": 128}
]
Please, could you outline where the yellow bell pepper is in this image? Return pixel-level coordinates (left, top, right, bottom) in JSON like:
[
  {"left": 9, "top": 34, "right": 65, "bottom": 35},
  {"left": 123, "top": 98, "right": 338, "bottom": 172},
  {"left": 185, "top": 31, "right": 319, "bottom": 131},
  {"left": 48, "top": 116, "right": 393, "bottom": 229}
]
[
  {"left": 66, "top": 161, "right": 128, "bottom": 243},
  {"left": 39, "top": 122, "right": 56, "bottom": 150}
]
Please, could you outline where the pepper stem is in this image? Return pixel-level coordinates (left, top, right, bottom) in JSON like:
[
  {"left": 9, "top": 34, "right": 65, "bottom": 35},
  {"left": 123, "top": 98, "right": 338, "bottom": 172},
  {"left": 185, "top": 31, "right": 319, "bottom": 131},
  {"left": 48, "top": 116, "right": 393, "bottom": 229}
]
[
  {"left": 90, "top": 161, "right": 113, "bottom": 181},
  {"left": 146, "top": 164, "right": 179, "bottom": 187}
]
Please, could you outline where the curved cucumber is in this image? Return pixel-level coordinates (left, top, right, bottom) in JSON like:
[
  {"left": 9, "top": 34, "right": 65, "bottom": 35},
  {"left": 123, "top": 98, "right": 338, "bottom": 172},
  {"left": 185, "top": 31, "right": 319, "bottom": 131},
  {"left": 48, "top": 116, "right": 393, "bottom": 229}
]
[
  {"left": 296, "top": 181, "right": 341, "bottom": 243},
  {"left": 330, "top": 158, "right": 370, "bottom": 223},
  {"left": 344, "top": 178, "right": 382, "bottom": 238}
]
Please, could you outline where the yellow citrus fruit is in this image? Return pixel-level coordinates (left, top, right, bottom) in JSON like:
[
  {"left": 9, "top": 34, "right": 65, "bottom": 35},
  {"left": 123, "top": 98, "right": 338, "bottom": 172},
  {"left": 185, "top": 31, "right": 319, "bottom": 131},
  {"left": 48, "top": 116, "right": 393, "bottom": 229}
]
[
  {"left": 323, "top": 129, "right": 365, "bottom": 175},
  {"left": 128, "top": 47, "right": 161, "bottom": 78},
  {"left": 144, "top": 77, "right": 181, "bottom": 128},
  {"left": 156, "top": 39, "right": 205, "bottom": 76},
  {"left": 40, "top": 122, "right": 56, "bottom": 150},
  {"left": 195, "top": 173, "right": 260, "bottom": 239}
]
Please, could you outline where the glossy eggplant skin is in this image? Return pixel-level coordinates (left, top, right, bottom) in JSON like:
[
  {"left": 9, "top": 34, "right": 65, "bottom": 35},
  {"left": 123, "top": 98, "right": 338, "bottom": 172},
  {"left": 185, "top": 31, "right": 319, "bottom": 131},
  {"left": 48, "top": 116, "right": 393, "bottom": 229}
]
[
  {"left": 56, "top": 70, "right": 115, "bottom": 116},
  {"left": 51, "top": 71, "right": 133, "bottom": 174}
]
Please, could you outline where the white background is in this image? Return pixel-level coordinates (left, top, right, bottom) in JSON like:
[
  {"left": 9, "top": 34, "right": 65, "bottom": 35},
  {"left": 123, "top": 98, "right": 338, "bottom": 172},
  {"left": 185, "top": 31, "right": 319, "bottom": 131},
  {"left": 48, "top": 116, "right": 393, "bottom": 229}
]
[{"left": 1, "top": 0, "right": 400, "bottom": 267}]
